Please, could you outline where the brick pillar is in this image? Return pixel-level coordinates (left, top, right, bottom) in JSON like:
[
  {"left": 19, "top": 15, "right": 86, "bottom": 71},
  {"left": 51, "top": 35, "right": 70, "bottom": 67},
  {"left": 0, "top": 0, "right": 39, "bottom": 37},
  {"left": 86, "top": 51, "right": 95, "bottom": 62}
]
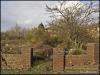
[
  {"left": 86, "top": 43, "right": 99, "bottom": 64},
  {"left": 94, "top": 43, "right": 99, "bottom": 64},
  {"left": 53, "top": 48, "right": 64, "bottom": 72},
  {"left": 21, "top": 47, "right": 31, "bottom": 70}
]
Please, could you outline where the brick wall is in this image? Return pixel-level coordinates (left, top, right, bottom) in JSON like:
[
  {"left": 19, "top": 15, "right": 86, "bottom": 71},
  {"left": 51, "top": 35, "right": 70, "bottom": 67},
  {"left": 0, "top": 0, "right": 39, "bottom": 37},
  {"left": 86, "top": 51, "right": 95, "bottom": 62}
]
[
  {"left": 53, "top": 43, "right": 99, "bottom": 71},
  {"left": 1, "top": 47, "right": 31, "bottom": 70},
  {"left": 65, "top": 55, "right": 88, "bottom": 68},
  {"left": 1, "top": 43, "right": 99, "bottom": 71}
]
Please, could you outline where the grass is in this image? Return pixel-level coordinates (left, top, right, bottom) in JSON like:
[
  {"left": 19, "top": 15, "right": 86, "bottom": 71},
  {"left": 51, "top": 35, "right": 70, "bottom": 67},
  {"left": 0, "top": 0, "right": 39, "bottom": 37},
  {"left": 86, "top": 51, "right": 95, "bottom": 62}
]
[
  {"left": 1, "top": 64, "right": 99, "bottom": 74},
  {"left": 64, "top": 64, "right": 99, "bottom": 73}
]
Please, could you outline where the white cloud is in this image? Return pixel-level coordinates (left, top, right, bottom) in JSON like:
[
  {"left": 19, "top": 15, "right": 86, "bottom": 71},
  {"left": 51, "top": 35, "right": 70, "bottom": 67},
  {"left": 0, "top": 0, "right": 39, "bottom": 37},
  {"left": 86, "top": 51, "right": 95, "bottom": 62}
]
[{"left": 17, "top": 19, "right": 33, "bottom": 25}]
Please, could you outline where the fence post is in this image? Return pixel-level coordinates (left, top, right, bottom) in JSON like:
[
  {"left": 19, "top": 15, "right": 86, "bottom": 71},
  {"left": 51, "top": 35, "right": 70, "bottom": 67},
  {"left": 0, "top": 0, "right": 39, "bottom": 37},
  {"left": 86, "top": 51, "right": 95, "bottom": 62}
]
[{"left": 31, "top": 48, "right": 33, "bottom": 67}]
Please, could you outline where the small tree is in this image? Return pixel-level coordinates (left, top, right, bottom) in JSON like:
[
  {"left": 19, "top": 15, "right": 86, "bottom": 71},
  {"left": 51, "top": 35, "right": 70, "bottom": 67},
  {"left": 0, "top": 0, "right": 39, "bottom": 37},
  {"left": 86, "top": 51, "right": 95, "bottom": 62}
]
[{"left": 38, "top": 23, "right": 45, "bottom": 29}]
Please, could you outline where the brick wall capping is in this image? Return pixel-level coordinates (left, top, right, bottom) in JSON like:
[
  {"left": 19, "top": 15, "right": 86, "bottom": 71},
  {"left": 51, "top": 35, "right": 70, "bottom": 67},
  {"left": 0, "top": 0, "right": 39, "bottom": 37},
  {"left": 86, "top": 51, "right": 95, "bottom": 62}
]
[{"left": 86, "top": 43, "right": 97, "bottom": 46}]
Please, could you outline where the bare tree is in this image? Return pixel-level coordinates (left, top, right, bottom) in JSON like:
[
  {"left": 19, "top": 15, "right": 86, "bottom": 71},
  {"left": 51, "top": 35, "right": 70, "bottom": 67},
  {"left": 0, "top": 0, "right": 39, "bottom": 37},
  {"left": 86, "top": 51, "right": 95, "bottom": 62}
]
[{"left": 46, "top": 1, "right": 99, "bottom": 49}]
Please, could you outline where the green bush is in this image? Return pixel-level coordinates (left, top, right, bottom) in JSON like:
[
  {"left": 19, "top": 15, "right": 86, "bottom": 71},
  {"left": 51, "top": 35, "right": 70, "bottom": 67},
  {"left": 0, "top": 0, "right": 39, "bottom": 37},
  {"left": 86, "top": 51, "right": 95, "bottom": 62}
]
[{"left": 71, "top": 49, "right": 83, "bottom": 55}]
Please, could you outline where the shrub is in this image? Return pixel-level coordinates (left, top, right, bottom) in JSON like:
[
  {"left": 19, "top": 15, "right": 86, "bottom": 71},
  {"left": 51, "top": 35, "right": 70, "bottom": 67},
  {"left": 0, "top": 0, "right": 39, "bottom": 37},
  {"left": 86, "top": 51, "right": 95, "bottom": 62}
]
[{"left": 69, "top": 49, "right": 83, "bottom": 55}]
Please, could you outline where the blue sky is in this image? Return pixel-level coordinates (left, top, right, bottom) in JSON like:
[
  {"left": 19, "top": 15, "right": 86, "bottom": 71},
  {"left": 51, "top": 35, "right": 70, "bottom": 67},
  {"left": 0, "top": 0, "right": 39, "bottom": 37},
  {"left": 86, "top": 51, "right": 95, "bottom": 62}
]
[{"left": 1, "top": 1, "right": 99, "bottom": 32}]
